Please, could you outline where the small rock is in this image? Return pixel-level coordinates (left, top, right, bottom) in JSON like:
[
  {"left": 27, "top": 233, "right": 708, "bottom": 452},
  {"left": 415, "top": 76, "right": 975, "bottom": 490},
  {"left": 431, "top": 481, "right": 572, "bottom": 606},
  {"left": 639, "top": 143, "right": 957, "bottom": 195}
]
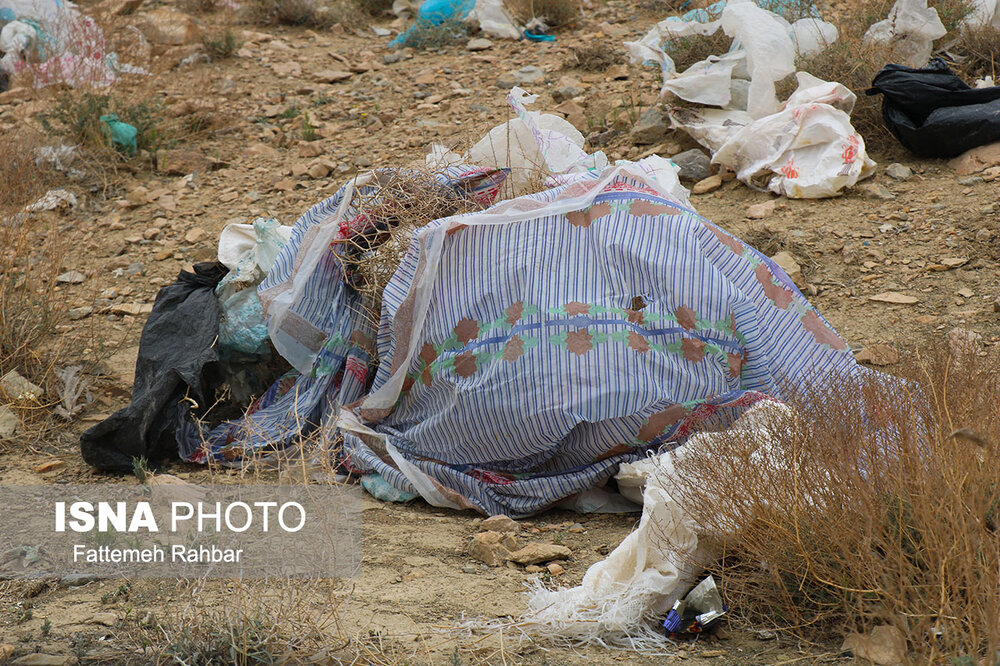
[
  {"left": 947, "top": 327, "right": 982, "bottom": 356},
  {"left": 770, "top": 251, "right": 802, "bottom": 286},
  {"left": 993, "top": 296, "right": 1000, "bottom": 313},
  {"left": 142, "top": 227, "right": 160, "bottom": 240},
  {"left": 480, "top": 515, "right": 521, "bottom": 534},
  {"left": 854, "top": 344, "right": 899, "bottom": 366},
  {"left": 469, "top": 531, "right": 517, "bottom": 567},
  {"left": 691, "top": 174, "right": 722, "bottom": 194},
  {"left": 567, "top": 523, "right": 584, "bottom": 533},
  {"left": 0, "top": 644, "right": 13, "bottom": 661},
  {"left": 524, "top": 565, "right": 543, "bottom": 573},
  {"left": 184, "top": 228, "right": 208, "bottom": 244},
  {"left": 466, "top": 37, "right": 492, "bottom": 51},
  {"left": 460, "top": 564, "right": 478, "bottom": 574},
  {"left": 501, "top": 65, "right": 544, "bottom": 87},
  {"left": 948, "top": 141, "right": 1000, "bottom": 175},
  {"left": 307, "top": 162, "right": 331, "bottom": 179},
  {"left": 89, "top": 612, "right": 117, "bottom": 626},
  {"left": 859, "top": 182, "right": 896, "bottom": 200},
  {"left": 671, "top": 148, "right": 711, "bottom": 182},
  {"left": 297, "top": 141, "right": 325, "bottom": 158},
  {"left": 885, "top": 163, "right": 912, "bottom": 180},
  {"left": 34, "top": 460, "right": 66, "bottom": 474},
  {"left": 552, "top": 82, "right": 583, "bottom": 103},
  {"left": 312, "top": 69, "right": 352, "bottom": 83},
  {"left": 508, "top": 543, "right": 572, "bottom": 565},
  {"left": 68, "top": 306, "right": 93, "bottom": 321},
  {"left": 976, "top": 228, "right": 992, "bottom": 242},
  {"left": 0, "top": 404, "right": 18, "bottom": 439},
  {"left": 139, "top": 8, "right": 201, "bottom": 45},
  {"left": 1, "top": 370, "right": 43, "bottom": 400},
  {"left": 547, "top": 562, "right": 564, "bottom": 575},
  {"left": 869, "top": 292, "right": 919, "bottom": 305},
  {"left": 746, "top": 200, "right": 776, "bottom": 219},
  {"left": 58, "top": 573, "right": 98, "bottom": 587},
  {"left": 756, "top": 629, "right": 777, "bottom": 641},
  {"left": 56, "top": 270, "right": 86, "bottom": 284},
  {"left": 700, "top": 650, "right": 725, "bottom": 658},
  {"left": 157, "top": 148, "right": 212, "bottom": 176},
  {"left": 383, "top": 52, "right": 402, "bottom": 64},
  {"left": 630, "top": 107, "right": 669, "bottom": 145},
  {"left": 958, "top": 176, "right": 983, "bottom": 186},
  {"left": 125, "top": 262, "right": 145, "bottom": 277},
  {"left": 841, "top": 625, "right": 907, "bottom": 666},
  {"left": 110, "top": 303, "right": 154, "bottom": 316},
  {"left": 12, "top": 656, "right": 78, "bottom": 666}
]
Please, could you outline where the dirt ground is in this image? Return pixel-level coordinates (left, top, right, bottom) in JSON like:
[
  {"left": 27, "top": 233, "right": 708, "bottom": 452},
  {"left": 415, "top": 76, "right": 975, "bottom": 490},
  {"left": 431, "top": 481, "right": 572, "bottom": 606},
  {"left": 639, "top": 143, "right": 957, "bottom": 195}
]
[{"left": 1, "top": 0, "right": 999, "bottom": 662}]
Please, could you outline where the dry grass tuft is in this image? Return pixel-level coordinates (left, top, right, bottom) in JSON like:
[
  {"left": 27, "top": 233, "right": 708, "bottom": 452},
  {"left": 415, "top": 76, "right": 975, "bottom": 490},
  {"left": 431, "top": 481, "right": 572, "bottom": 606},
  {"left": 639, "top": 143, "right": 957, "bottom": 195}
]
[
  {"left": 663, "top": 346, "right": 1000, "bottom": 659},
  {"left": 566, "top": 42, "right": 625, "bottom": 72},
  {"left": 334, "top": 169, "right": 490, "bottom": 329},
  {"left": 242, "top": 0, "right": 363, "bottom": 29},
  {"left": 506, "top": 0, "right": 580, "bottom": 28},
  {"left": 951, "top": 24, "right": 1000, "bottom": 80},
  {"left": 0, "top": 136, "right": 63, "bottom": 387}
]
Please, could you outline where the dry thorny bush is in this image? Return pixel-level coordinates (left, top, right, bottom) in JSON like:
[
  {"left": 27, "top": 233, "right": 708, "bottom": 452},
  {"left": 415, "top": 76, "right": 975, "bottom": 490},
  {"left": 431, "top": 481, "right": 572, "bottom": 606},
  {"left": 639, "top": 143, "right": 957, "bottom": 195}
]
[{"left": 660, "top": 347, "right": 1000, "bottom": 661}]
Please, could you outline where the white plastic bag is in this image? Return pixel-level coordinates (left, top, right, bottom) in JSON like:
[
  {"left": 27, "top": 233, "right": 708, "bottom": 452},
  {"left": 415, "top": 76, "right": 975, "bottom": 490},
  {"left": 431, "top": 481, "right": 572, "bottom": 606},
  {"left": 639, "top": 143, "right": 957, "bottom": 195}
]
[
  {"left": 720, "top": 0, "right": 796, "bottom": 118},
  {"left": 466, "top": 87, "right": 609, "bottom": 194},
  {"left": 467, "top": 0, "right": 521, "bottom": 39},
  {"left": 863, "top": 0, "right": 946, "bottom": 67}
]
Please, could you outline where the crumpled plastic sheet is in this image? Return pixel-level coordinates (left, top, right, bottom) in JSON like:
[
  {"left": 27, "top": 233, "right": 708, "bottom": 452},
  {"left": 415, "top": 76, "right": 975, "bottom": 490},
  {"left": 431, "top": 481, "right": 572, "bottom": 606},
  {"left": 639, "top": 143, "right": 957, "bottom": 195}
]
[
  {"left": 670, "top": 72, "right": 876, "bottom": 198},
  {"left": 624, "top": 0, "right": 837, "bottom": 117},
  {"left": 0, "top": 0, "right": 124, "bottom": 87},
  {"left": 390, "top": 0, "right": 521, "bottom": 47},
  {"left": 517, "top": 401, "right": 791, "bottom": 648},
  {"left": 863, "top": 0, "right": 946, "bottom": 68},
  {"left": 215, "top": 218, "right": 292, "bottom": 357}
]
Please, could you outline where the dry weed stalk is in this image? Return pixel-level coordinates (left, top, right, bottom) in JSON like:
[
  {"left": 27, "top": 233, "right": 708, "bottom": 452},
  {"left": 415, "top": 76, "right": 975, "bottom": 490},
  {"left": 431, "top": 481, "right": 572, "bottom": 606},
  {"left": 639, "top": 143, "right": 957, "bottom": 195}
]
[
  {"left": 662, "top": 348, "right": 1000, "bottom": 660},
  {"left": 333, "top": 168, "right": 490, "bottom": 330}
]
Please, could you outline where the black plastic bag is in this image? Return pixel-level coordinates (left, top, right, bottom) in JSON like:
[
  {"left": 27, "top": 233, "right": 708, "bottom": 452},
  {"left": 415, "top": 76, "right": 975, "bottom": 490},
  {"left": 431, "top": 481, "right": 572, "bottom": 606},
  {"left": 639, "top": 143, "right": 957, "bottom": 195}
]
[
  {"left": 866, "top": 58, "right": 1000, "bottom": 158},
  {"left": 80, "top": 262, "right": 228, "bottom": 470}
]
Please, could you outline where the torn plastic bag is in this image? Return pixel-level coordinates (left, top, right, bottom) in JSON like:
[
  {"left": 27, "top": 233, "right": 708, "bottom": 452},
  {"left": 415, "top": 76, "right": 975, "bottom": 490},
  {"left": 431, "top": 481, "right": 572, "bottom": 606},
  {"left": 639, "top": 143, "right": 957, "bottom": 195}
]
[
  {"left": 863, "top": 0, "right": 946, "bottom": 68},
  {"left": 866, "top": 58, "right": 1000, "bottom": 158},
  {"left": 671, "top": 72, "right": 876, "bottom": 198},
  {"left": 216, "top": 218, "right": 292, "bottom": 357},
  {"left": 663, "top": 576, "right": 728, "bottom": 635},
  {"left": 468, "top": 0, "right": 521, "bottom": 39},
  {"left": 964, "top": 0, "right": 1000, "bottom": 29},
  {"left": 465, "top": 87, "right": 608, "bottom": 194},
  {"left": 389, "top": 0, "right": 475, "bottom": 47},
  {"left": 80, "top": 262, "right": 228, "bottom": 470}
]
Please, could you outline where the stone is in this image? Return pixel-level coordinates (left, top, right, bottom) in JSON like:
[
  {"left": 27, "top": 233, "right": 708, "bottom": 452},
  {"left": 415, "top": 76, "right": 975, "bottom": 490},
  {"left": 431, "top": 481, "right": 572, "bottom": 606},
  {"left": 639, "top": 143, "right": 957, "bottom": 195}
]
[
  {"left": 126, "top": 186, "right": 150, "bottom": 207},
  {"left": 247, "top": 143, "right": 281, "bottom": 159},
  {"left": 746, "top": 200, "right": 776, "bottom": 219},
  {"left": 184, "top": 228, "right": 208, "bottom": 244},
  {"left": 466, "top": 38, "right": 493, "bottom": 51},
  {"left": 671, "top": 148, "right": 711, "bottom": 181},
  {"left": 307, "top": 162, "right": 331, "bottom": 179},
  {"left": 948, "top": 141, "right": 1000, "bottom": 175},
  {"left": 630, "top": 107, "right": 669, "bottom": 145},
  {"left": 158, "top": 148, "right": 212, "bottom": 176},
  {"left": 869, "top": 292, "right": 919, "bottom": 305},
  {"left": 502, "top": 65, "right": 544, "bottom": 87},
  {"left": 524, "top": 564, "right": 543, "bottom": 573},
  {"left": 547, "top": 562, "right": 564, "bottom": 575},
  {"left": 480, "top": 515, "right": 521, "bottom": 534},
  {"left": 312, "top": 69, "right": 352, "bottom": 83},
  {"left": 858, "top": 182, "right": 896, "bottom": 200},
  {"left": 841, "top": 625, "right": 907, "bottom": 666},
  {"left": 0, "top": 644, "right": 13, "bottom": 661},
  {"left": 769, "top": 251, "right": 802, "bottom": 286},
  {"left": 12, "top": 656, "right": 78, "bottom": 666},
  {"left": 691, "top": 174, "right": 722, "bottom": 195},
  {"left": 568, "top": 523, "right": 584, "bottom": 533},
  {"left": 947, "top": 327, "right": 982, "bottom": 356},
  {"left": 854, "top": 344, "right": 899, "bottom": 366},
  {"left": 271, "top": 61, "right": 301, "bottom": 78},
  {"left": 111, "top": 303, "right": 154, "bottom": 316},
  {"left": 35, "top": 460, "right": 66, "bottom": 474},
  {"left": 56, "top": 270, "right": 86, "bottom": 284},
  {"left": 469, "top": 530, "right": 517, "bottom": 567},
  {"left": 1, "top": 370, "right": 42, "bottom": 400},
  {"left": 552, "top": 81, "right": 583, "bottom": 103},
  {"left": 90, "top": 612, "right": 117, "bottom": 626},
  {"left": 67, "top": 306, "right": 93, "bottom": 320},
  {"left": 297, "top": 141, "right": 325, "bottom": 158},
  {"left": 143, "top": 227, "right": 160, "bottom": 240},
  {"left": 993, "top": 296, "right": 1000, "bottom": 313},
  {"left": 383, "top": 52, "right": 402, "bottom": 64},
  {"left": 0, "top": 404, "right": 18, "bottom": 439},
  {"left": 58, "top": 573, "right": 98, "bottom": 587},
  {"left": 508, "top": 543, "right": 572, "bottom": 565},
  {"left": 139, "top": 8, "right": 202, "bottom": 45},
  {"left": 885, "top": 163, "right": 912, "bottom": 180}
]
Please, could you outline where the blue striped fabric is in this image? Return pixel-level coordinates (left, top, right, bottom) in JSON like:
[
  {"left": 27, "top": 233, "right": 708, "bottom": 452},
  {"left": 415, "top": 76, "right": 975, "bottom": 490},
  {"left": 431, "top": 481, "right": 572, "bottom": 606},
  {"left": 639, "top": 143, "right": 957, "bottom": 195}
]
[{"left": 181, "top": 164, "right": 867, "bottom": 518}]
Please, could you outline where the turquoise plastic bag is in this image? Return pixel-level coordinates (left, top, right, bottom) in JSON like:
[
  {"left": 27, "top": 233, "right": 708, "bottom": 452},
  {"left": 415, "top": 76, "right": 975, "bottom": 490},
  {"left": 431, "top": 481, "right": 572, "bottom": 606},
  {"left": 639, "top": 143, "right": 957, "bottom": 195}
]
[
  {"left": 389, "top": 0, "right": 476, "bottom": 48},
  {"left": 99, "top": 114, "right": 137, "bottom": 156}
]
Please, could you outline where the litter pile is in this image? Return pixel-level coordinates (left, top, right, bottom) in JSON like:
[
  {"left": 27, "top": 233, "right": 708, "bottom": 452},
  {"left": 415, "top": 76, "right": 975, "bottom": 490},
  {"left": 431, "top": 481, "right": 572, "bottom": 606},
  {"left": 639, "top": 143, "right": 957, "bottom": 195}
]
[{"left": 0, "top": 0, "right": 119, "bottom": 87}]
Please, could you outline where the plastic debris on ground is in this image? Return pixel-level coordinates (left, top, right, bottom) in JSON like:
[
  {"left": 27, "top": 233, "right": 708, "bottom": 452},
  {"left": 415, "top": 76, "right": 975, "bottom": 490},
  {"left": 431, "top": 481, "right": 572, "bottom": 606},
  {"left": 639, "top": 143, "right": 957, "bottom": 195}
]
[
  {"left": 25, "top": 188, "right": 77, "bottom": 212},
  {"left": 99, "top": 114, "right": 138, "bottom": 156},
  {"left": 863, "top": 0, "right": 946, "bottom": 68},
  {"left": 0, "top": 0, "right": 124, "bottom": 87},
  {"left": 662, "top": 575, "right": 728, "bottom": 636},
  {"left": 624, "top": 0, "right": 873, "bottom": 198},
  {"left": 390, "top": 0, "right": 520, "bottom": 47},
  {"left": 866, "top": 58, "right": 1000, "bottom": 158}
]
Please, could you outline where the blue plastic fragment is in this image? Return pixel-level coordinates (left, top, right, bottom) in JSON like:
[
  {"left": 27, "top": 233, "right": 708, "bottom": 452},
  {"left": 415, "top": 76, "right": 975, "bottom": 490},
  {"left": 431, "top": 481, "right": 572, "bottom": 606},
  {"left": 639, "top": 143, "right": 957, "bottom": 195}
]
[{"left": 524, "top": 30, "right": 555, "bottom": 42}]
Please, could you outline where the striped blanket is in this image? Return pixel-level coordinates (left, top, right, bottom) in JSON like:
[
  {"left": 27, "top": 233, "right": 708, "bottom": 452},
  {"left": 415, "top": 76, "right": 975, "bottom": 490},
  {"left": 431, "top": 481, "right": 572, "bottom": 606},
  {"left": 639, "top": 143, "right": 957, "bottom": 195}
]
[{"left": 181, "top": 159, "right": 863, "bottom": 517}]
